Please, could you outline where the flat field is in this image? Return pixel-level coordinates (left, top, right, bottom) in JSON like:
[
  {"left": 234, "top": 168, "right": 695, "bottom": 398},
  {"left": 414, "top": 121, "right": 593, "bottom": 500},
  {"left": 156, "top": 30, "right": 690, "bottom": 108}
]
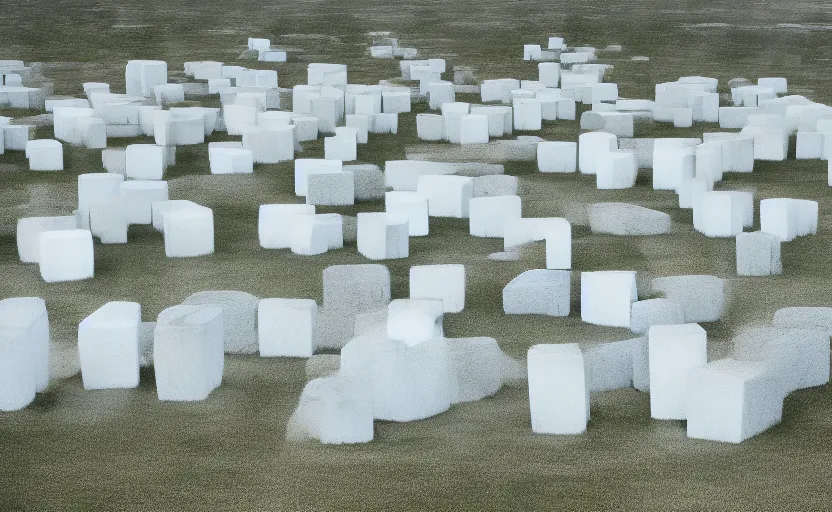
[{"left": 1, "top": 1, "right": 831, "bottom": 509}]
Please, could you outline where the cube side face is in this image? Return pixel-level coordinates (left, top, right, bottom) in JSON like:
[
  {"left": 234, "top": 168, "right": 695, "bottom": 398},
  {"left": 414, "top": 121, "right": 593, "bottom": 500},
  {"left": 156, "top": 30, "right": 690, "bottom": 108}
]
[
  {"left": 409, "top": 265, "right": 465, "bottom": 313},
  {"left": 153, "top": 325, "right": 216, "bottom": 401},
  {"left": 258, "top": 300, "right": 316, "bottom": 358},
  {"left": 648, "top": 325, "right": 707, "bottom": 419},
  {"left": 528, "top": 345, "right": 588, "bottom": 434},
  {"left": 686, "top": 369, "right": 744, "bottom": 443},
  {"left": 78, "top": 324, "right": 140, "bottom": 390},
  {"left": 0, "top": 330, "right": 37, "bottom": 411},
  {"left": 38, "top": 231, "right": 94, "bottom": 283}
]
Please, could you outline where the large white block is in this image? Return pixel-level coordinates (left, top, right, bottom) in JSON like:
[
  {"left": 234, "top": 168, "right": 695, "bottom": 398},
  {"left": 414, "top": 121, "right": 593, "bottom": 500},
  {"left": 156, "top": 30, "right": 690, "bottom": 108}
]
[
  {"left": 528, "top": 344, "right": 589, "bottom": 434},
  {"left": 153, "top": 305, "right": 224, "bottom": 401},
  {"left": 503, "top": 269, "right": 571, "bottom": 316},
  {"left": 581, "top": 338, "right": 640, "bottom": 393},
  {"left": 306, "top": 171, "right": 355, "bottom": 206},
  {"left": 648, "top": 323, "right": 707, "bottom": 419},
  {"left": 441, "top": 102, "right": 470, "bottom": 143},
  {"left": 78, "top": 301, "right": 141, "bottom": 390},
  {"left": 77, "top": 173, "right": 124, "bottom": 230},
  {"left": 38, "top": 230, "right": 94, "bottom": 283},
  {"left": 447, "top": 337, "right": 503, "bottom": 403},
  {"left": 289, "top": 215, "right": 329, "bottom": 256},
  {"left": 429, "top": 82, "right": 455, "bottom": 110},
  {"left": 596, "top": 151, "right": 637, "bottom": 189},
  {"left": 693, "top": 191, "right": 744, "bottom": 238},
  {"left": 410, "top": 264, "right": 465, "bottom": 313},
  {"left": 686, "top": 358, "right": 782, "bottom": 443},
  {"left": 581, "top": 271, "right": 637, "bottom": 327},
  {"left": 258, "top": 298, "right": 317, "bottom": 357},
  {"left": 653, "top": 144, "right": 695, "bottom": 191},
  {"left": 416, "top": 175, "right": 474, "bottom": 218},
  {"left": 163, "top": 205, "right": 214, "bottom": 258}
]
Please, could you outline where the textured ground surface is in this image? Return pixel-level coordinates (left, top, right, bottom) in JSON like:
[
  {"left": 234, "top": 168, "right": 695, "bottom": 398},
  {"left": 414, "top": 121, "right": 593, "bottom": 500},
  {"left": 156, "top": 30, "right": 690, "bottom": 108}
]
[{"left": 1, "top": 0, "right": 832, "bottom": 509}]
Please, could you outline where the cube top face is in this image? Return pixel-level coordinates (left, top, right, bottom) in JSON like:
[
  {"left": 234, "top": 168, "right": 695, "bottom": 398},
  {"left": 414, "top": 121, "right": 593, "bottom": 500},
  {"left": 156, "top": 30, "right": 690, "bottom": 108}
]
[
  {"left": 183, "top": 290, "right": 258, "bottom": 309},
  {"left": 165, "top": 206, "right": 212, "bottom": 222},
  {"left": 696, "top": 358, "right": 770, "bottom": 382},
  {"left": 259, "top": 204, "right": 315, "bottom": 217},
  {"left": 509, "top": 269, "right": 570, "bottom": 288},
  {"left": 648, "top": 322, "right": 706, "bottom": 341},
  {"left": 388, "top": 298, "right": 444, "bottom": 318},
  {"left": 528, "top": 342, "right": 582, "bottom": 359},
  {"left": 78, "top": 173, "right": 124, "bottom": 186},
  {"left": 0, "top": 297, "right": 46, "bottom": 328},
  {"left": 81, "top": 301, "right": 141, "bottom": 329}
]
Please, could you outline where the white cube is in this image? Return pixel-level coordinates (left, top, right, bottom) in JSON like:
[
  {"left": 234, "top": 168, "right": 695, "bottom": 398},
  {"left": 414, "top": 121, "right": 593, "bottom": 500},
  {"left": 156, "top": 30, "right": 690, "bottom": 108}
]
[
  {"left": 258, "top": 299, "right": 317, "bottom": 357},
  {"left": 345, "top": 114, "right": 369, "bottom": 144},
  {"left": 528, "top": 344, "right": 589, "bottom": 434},
  {"left": 651, "top": 275, "right": 725, "bottom": 323},
  {"left": 25, "top": 139, "right": 63, "bottom": 171},
  {"left": 153, "top": 305, "right": 224, "bottom": 401},
  {"left": 306, "top": 171, "right": 355, "bottom": 206},
  {"left": 324, "top": 130, "right": 357, "bottom": 161},
  {"left": 459, "top": 114, "right": 489, "bottom": 144},
  {"left": 386, "top": 299, "right": 444, "bottom": 347},
  {"left": 596, "top": 151, "right": 637, "bottom": 189},
  {"left": 163, "top": 206, "right": 214, "bottom": 258},
  {"left": 295, "top": 158, "right": 342, "bottom": 196},
  {"left": 243, "top": 125, "right": 295, "bottom": 163},
  {"left": 648, "top": 323, "right": 707, "bottom": 420},
  {"left": 78, "top": 301, "right": 141, "bottom": 390},
  {"left": 513, "top": 99, "right": 542, "bottom": 131},
  {"left": 686, "top": 359, "right": 783, "bottom": 443},
  {"left": 630, "top": 298, "right": 684, "bottom": 334},
  {"left": 694, "top": 191, "right": 744, "bottom": 238},
  {"left": 410, "top": 264, "right": 465, "bottom": 313},
  {"left": 38, "top": 230, "right": 94, "bottom": 283},
  {"left": 208, "top": 145, "right": 253, "bottom": 174},
  {"left": 0, "top": 297, "right": 50, "bottom": 397},
  {"left": 182, "top": 291, "right": 258, "bottom": 355},
  {"left": 578, "top": 132, "right": 617, "bottom": 174},
  {"left": 537, "top": 141, "right": 577, "bottom": 173},
  {"left": 417, "top": 113, "right": 444, "bottom": 141}
]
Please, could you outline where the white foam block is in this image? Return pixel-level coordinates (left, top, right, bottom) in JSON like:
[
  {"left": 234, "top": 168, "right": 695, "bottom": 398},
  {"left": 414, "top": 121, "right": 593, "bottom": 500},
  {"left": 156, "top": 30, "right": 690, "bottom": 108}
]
[
  {"left": 504, "top": 269, "right": 571, "bottom": 317},
  {"left": 258, "top": 298, "right": 317, "bottom": 357},
  {"left": 78, "top": 301, "right": 141, "bottom": 390},
  {"left": 581, "top": 271, "right": 637, "bottom": 327},
  {"left": 528, "top": 344, "right": 589, "bottom": 434},
  {"left": 648, "top": 323, "right": 707, "bottom": 420}
]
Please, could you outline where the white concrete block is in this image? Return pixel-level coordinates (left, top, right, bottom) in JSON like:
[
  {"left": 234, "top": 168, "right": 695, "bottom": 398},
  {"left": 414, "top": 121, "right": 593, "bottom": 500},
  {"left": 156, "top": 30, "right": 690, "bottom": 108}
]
[
  {"left": 528, "top": 344, "right": 589, "bottom": 434},
  {"left": 38, "top": 230, "right": 94, "bottom": 283},
  {"left": 78, "top": 302, "right": 141, "bottom": 390},
  {"left": 410, "top": 264, "right": 465, "bottom": 313},
  {"left": 648, "top": 323, "right": 707, "bottom": 419},
  {"left": 504, "top": 270, "right": 571, "bottom": 316},
  {"left": 581, "top": 271, "right": 637, "bottom": 327},
  {"left": 258, "top": 299, "right": 317, "bottom": 357}
]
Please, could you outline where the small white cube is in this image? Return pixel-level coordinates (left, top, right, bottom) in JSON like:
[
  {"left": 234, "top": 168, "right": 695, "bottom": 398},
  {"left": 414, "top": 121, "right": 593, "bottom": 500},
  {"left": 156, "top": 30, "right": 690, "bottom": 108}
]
[
  {"left": 528, "top": 344, "right": 589, "bottom": 434},
  {"left": 258, "top": 299, "right": 318, "bottom": 357},
  {"left": 648, "top": 323, "right": 707, "bottom": 420},
  {"left": 410, "top": 264, "right": 465, "bottom": 313},
  {"left": 78, "top": 301, "right": 141, "bottom": 390}
]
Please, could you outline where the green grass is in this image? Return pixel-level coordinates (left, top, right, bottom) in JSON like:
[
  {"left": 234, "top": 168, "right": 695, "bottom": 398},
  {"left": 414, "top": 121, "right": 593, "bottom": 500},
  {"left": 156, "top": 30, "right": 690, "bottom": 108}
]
[{"left": 1, "top": 0, "right": 832, "bottom": 509}]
